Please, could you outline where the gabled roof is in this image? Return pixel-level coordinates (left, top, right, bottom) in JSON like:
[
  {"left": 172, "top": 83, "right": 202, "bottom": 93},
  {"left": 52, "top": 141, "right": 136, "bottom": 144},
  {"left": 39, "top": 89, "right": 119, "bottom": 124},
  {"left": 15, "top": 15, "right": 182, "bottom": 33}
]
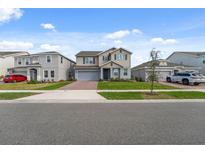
[
  {"left": 75, "top": 47, "right": 132, "bottom": 57},
  {"left": 167, "top": 51, "right": 205, "bottom": 59},
  {"left": 98, "top": 47, "right": 132, "bottom": 55},
  {"left": 32, "top": 51, "right": 76, "bottom": 64},
  {"left": 75, "top": 51, "right": 102, "bottom": 56},
  {"left": 0, "top": 51, "right": 28, "bottom": 57},
  {"left": 132, "top": 59, "right": 196, "bottom": 70},
  {"left": 100, "top": 60, "right": 123, "bottom": 68}
]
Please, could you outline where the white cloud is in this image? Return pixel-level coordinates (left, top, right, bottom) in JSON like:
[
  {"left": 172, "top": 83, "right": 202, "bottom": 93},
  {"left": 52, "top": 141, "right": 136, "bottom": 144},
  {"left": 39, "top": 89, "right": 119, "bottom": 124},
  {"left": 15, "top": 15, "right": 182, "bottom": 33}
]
[
  {"left": 151, "top": 37, "right": 178, "bottom": 45},
  {"left": 105, "top": 30, "right": 130, "bottom": 39},
  {"left": 40, "top": 44, "right": 60, "bottom": 51},
  {"left": 40, "top": 23, "right": 56, "bottom": 31},
  {"left": 0, "top": 8, "right": 23, "bottom": 24},
  {"left": 114, "top": 40, "right": 122, "bottom": 44},
  {"left": 132, "top": 29, "right": 143, "bottom": 34},
  {"left": 100, "top": 42, "right": 106, "bottom": 46},
  {"left": 0, "top": 41, "right": 33, "bottom": 50}
]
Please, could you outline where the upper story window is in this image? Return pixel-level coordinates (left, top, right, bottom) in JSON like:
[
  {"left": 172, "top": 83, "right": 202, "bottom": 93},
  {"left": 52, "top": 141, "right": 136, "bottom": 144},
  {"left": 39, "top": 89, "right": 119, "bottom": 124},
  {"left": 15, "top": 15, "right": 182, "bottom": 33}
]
[
  {"left": 83, "top": 57, "right": 95, "bottom": 64},
  {"left": 17, "top": 58, "right": 22, "bottom": 65},
  {"left": 46, "top": 55, "right": 52, "bottom": 63},
  {"left": 61, "top": 57, "right": 63, "bottom": 64},
  {"left": 25, "top": 58, "right": 30, "bottom": 65},
  {"left": 115, "top": 53, "right": 125, "bottom": 61},
  {"left": 32, "top": 56, "right": 39, "bottom": 64},
  {"left": 124, "top": 69, "right": 128, "bottom": 76},
  {"left": 203, "top": 56, "right": 205, "bottom": 64}
]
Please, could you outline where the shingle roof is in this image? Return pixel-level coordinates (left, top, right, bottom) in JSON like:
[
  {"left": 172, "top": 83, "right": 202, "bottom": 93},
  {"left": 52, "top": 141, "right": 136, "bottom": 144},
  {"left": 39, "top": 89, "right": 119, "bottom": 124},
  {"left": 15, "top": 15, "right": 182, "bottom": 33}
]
[
  {"left": 0, "top": 51, "right": 26, "bottom": 56},
  {"left": 132, "top": 60, "right": 196, "bottom": 70},
  {"left": 175, "top": 52, "right": 205, "bottom": 56},
  {"left": 75, "top": 51, "right": 102, "bottom": 56}
]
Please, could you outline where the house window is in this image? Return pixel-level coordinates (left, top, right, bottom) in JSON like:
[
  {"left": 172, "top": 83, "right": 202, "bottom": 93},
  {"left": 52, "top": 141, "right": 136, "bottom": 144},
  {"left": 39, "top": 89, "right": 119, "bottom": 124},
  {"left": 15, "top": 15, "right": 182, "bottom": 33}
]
[
  {"left": 18, "top": 58, "right": 22, "bottom": 65},
  {"left": 25, "top": 58, "right": 30, "bottom": 65},
  {"left": 61, "top": 57, "right": 63, "bottom": 64},
  {"left": 124, "top": 69, "right": 128, "bottom": 76},
  {"left": 46, "top": 55, "right": 52, "bottom": 63},
  {"left": 203, "top": 57, "right": 205, "bottom": 64},
  {"left": 125, "top": 54, "right": 128, "bottom": 60},
  {"left": 113, "top": 68, "right": 119, "bottom": 76},
  {"left": 44, "top": 70, "right": 48, "bottom": 78},
  {"left": 84, "top": 57, "right": 95, "bottom": 64},
  {"left": 114, "top": 54, "right": 116, "bottom": 60},
  {"left": 116, "top": 53, "right": 125, "bottom": 61},
  {"left": 51, "top": 70, "right": 55, "bottom": 78}
]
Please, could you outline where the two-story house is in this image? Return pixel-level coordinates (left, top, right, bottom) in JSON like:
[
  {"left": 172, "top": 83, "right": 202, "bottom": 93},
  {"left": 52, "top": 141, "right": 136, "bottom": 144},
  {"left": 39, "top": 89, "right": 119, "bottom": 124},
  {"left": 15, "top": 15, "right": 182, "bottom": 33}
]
[
  {"left": 8, "top": 51, "right": 76, "bottom": 81},
  {"left": 167, "top": 52, "right": 205, "bottom": 75},
  {"left": 75, "top": 47, "right": 132, "bottom": 80},
  {"left": 0, "top": 51, "right": 29, "bottom": 77}
]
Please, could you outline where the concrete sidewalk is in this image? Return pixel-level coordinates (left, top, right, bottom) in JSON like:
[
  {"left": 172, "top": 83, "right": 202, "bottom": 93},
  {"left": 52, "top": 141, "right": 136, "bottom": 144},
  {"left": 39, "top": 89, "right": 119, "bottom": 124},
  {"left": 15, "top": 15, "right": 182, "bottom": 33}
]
[{"left": 0, "top": 89, "right": 205, "bottom": 93}]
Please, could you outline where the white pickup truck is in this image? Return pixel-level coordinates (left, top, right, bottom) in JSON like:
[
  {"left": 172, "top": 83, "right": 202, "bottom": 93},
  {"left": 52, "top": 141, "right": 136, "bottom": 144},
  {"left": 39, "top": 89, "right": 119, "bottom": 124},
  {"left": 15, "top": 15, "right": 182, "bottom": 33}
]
[{"left": 166, "top": 72, "right": 205, "bottom": 85}]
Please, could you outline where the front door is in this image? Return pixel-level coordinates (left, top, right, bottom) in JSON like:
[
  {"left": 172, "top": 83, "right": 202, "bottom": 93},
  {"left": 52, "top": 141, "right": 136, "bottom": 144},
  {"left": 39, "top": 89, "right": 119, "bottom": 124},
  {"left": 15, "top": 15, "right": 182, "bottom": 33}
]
[
  {"left": 103, "top": 69, "right": 110, "bottom": 80},
  {"left": 30, "top": 69, "right": 37, "bottom": 81}
]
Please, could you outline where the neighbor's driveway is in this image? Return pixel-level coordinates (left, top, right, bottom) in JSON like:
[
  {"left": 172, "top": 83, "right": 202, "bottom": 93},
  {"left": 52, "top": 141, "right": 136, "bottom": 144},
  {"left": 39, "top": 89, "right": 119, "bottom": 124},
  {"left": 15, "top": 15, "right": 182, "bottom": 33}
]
[{"left": 59, "top": 81, "right": 98, "bottom": 90}]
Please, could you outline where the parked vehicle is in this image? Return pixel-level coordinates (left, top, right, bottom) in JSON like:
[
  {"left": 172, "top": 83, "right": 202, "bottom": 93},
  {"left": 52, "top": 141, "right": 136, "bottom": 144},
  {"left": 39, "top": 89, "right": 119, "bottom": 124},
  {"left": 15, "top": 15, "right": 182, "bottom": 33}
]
[
  {"left": 166, "top": 72, "right": 205, "bottom": 85},
  {"left": 3, "top": 74, "right": 27, "bottom": 83}
]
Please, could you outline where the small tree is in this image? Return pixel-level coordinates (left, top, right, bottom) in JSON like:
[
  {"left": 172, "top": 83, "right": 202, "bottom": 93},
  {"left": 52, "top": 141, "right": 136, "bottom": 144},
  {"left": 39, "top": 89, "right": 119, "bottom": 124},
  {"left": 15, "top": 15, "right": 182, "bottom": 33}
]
[{"left": 148, "top": 48, "right": 160, "bottom": 94}]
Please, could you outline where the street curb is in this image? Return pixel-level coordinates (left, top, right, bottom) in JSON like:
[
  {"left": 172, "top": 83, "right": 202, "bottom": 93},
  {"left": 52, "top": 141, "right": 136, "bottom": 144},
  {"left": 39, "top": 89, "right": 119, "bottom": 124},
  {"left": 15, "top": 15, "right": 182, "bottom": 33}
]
[{"left": 0, "top": 99, "right": 205, "bottom": 104}]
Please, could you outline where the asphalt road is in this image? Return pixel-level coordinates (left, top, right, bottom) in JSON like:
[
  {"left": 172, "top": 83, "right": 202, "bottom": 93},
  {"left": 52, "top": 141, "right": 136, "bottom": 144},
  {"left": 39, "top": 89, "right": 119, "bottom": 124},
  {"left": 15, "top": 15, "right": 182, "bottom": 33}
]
[{"left": 0, "top": 101, "right": 205, "bottom": 144}]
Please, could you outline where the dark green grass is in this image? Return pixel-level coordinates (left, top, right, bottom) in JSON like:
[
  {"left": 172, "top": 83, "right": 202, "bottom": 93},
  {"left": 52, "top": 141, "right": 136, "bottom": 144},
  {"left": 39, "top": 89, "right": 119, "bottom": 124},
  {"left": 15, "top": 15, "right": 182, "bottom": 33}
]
[
  {"left": 99, "top": 91, "right": 205, "bottom": 100},
  {"left": 98, "top": 81, "right": 177, "bottom": 90},
  {"left": 0, "top": 93, "right": 38, "bottom": 100}
]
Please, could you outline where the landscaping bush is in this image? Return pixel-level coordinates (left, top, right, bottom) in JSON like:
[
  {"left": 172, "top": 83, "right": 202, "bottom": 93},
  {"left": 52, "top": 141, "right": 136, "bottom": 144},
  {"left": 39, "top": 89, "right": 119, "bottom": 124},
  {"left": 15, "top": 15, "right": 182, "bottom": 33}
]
[{"left": 27, "top": 80, "right": 42, "bottom": 84}]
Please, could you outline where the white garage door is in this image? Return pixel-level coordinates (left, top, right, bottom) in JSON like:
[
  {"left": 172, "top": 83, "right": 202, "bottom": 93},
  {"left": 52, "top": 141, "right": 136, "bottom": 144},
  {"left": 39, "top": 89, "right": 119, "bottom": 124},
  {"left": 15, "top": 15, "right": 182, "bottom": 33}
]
[
  {"left": 159, "top": 71, "right": 171, "bottom": 81},
  {"left": 77, "top": 71, "right": 100, "bottom": 81}
]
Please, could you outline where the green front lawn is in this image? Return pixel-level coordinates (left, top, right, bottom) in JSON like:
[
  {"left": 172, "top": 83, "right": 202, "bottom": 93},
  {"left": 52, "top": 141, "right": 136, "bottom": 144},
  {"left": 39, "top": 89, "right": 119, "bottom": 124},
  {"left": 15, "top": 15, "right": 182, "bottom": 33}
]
[
  {"left": 98, "top": 81, "right": 177, "bottom": 90},
  {"left": 0, "top": 81, "right": 72, "bottom": 90},
  {"left": 0, "top": 93, "right": 38, "bottom": 100},
  {"left": 99, "top": 91, "right": 205, "bottom": 100}
]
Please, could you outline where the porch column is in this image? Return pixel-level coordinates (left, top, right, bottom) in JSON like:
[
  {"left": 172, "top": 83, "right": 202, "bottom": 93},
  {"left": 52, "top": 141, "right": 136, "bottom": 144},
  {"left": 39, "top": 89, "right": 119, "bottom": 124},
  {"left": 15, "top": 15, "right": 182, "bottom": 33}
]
[
  {"left": 100, "top": 68, "right": 103, "bottom": 79},
  {"left": 27, "top": 68, "right": 30, "bottom": 81},
  {"left": 37, "top": 68, "right": 41, "bottom": 81},
  {"left": 110, "top": 68, "right": 113, "bottom": 79}
]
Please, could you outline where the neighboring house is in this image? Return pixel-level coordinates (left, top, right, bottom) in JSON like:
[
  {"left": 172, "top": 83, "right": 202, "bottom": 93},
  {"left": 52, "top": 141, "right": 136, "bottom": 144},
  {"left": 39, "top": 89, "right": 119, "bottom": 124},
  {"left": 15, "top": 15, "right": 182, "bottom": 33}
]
[
  {"left": 8, "top": 51, "right": 76, "bottom": 81},
  {"left": 0, "top": 51, "right": 29, "bottom": 77},
  {"left": 131, "top": 59, "right": 200, "bottom": 82},
  {"left": 167, "top": 51, "right": 205, "bottom": 75},
  {"left": 75, "top": 47, "right": 132, "bottom": 80}
]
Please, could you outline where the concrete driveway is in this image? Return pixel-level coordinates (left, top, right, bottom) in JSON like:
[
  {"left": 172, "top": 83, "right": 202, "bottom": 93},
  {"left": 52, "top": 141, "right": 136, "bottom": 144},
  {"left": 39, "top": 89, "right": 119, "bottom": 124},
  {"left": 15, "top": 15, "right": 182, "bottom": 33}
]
[
  {"left": 18, "top": 90, "right": 105, "bottom": 101},
  {"left": 59, "top": 81, "right": 98, "bottom": 90}
]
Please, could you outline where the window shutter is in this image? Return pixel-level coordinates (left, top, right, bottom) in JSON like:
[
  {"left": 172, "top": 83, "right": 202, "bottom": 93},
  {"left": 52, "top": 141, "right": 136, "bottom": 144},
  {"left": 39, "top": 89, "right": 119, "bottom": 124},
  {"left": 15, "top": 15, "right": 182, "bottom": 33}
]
[
  {"left": 103, "top": 56, "right": 104, "bottom": 61},
  {"left": 83, "top": 57, "right": 85, "bottom": 64},
  {"left": 93, "top": 57, "right": 95, "bottom": 64},
  {"left": 114, "top": 54, "right": 116, "bottom": 60},
  {"left": 125, "top": 54, "right": 127, "bottom": 60}
]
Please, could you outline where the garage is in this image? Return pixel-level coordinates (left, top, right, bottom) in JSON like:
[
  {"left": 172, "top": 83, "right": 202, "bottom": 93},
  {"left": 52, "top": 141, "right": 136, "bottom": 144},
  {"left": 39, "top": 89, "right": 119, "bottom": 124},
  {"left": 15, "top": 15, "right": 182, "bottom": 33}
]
[
  {"left": 77, "top": 70, "right": 100, "bottom": 81},
  {"left": 158, "top": 71, "right": 171, "bottom": 81}
]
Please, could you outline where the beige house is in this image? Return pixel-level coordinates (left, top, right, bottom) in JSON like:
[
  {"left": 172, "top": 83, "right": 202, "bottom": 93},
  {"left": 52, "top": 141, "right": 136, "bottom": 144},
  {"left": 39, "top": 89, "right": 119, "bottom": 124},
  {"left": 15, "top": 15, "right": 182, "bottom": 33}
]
[
  {"left": 75, "top": 47, "right": 132, "bottom": 80},
  {"left": 0, "top": 51, "right": 29, "bottom": 77}
]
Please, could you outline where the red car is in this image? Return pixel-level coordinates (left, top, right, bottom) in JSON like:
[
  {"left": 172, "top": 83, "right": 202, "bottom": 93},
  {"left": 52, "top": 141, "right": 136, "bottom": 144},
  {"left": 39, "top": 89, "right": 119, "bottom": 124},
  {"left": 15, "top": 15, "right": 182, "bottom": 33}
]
[{"left": 3, "top": 74, "right": 27, "bottom": 83}]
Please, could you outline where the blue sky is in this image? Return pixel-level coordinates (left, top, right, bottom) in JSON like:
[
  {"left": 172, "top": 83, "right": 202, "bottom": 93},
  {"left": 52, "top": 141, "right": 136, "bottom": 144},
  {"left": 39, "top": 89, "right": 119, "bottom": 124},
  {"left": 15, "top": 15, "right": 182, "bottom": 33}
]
[{"left": 1, "top": 8, "right": 205, "bottom": 66}]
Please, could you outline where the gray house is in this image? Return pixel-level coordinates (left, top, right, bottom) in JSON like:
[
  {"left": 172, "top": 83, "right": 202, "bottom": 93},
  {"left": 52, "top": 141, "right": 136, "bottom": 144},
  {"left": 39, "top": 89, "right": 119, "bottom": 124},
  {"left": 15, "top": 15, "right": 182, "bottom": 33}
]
[
  {"left": 131, "top": 59, "right": 200, "bottom": 81},
  {"left": 8, "top": 51, "right": 76, "bottom": 81},
  {"left": 75, "top": 47, "right": 132, "bottom": 80},
  {"left": 167, "top": 51, "right": 205, "bottom": 75}
]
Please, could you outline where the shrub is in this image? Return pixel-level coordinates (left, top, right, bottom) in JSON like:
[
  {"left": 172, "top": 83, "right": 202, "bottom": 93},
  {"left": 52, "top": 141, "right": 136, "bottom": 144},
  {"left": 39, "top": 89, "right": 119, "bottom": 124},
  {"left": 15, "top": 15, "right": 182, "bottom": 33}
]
[{"left": 27, "top": 80, "right": 42, "bottom": 84}]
